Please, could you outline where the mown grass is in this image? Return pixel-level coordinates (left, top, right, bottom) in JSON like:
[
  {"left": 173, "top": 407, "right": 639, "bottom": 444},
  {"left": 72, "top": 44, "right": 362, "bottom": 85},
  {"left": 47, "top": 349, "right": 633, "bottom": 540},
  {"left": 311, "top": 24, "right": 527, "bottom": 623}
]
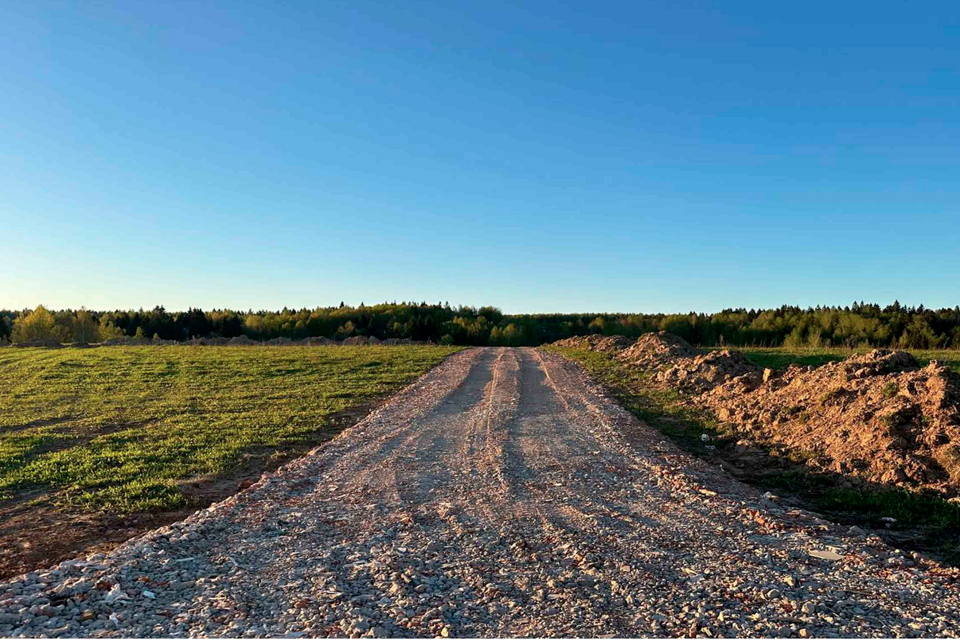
[
  {"left": 724, "top": 346, "right": 960, "bottom": 373},
  {"left": 0, "top": 345, "right": 461, "bottom": 512},
  {"left": 546, "top": 345, "right": 960, "bottom": 561}
]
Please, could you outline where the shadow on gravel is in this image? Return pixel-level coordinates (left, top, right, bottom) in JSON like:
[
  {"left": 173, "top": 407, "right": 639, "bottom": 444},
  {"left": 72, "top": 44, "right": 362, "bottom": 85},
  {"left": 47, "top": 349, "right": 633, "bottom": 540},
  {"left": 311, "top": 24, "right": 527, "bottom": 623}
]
[{"left": 546, "top": 347, "right": 960, "bottom": 567}]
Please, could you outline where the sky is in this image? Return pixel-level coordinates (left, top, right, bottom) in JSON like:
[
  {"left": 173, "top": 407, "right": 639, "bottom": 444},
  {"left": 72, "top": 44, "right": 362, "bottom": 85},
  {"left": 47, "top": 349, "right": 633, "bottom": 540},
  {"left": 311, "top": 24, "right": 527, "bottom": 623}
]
[{"left": 1, "top": 1, "right": 959, "bottom": 314}]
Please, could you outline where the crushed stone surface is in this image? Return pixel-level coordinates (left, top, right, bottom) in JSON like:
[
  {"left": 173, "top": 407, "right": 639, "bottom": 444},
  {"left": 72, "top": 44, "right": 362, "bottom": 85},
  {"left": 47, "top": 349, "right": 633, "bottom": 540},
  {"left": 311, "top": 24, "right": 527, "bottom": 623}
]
[{"left": 1, "top": 347, "right": 959, "bottom": 638}]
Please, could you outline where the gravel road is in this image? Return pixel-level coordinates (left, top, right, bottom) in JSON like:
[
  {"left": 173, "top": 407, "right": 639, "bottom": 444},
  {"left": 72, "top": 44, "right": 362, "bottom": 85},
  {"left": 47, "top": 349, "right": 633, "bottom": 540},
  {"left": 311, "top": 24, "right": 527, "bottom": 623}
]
[{"left": 2, "top": 347, "right": 959, "bottom": 638}]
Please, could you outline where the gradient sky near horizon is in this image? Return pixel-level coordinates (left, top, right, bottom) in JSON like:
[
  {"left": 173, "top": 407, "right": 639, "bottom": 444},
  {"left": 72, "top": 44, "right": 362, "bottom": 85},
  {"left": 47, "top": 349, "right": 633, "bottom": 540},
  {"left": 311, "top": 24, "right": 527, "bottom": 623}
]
[{"left": 2, "top": 1, "right": 959, "bottom": 314}]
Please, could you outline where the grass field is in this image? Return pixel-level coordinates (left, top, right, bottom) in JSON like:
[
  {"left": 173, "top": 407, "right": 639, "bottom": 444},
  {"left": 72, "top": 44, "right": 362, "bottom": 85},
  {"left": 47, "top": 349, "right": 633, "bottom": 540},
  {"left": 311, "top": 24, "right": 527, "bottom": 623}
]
[
  {"left": 719, "top": 346, "right": 960, "bottom": 373},
  {"left": 0, "top": 345, "right": 461, "bottom": 513}
]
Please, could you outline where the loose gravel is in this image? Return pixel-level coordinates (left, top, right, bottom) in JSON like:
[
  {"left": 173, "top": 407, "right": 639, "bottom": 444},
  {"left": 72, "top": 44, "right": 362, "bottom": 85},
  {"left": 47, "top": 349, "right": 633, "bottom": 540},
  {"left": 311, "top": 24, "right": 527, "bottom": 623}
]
[{"left": 1, "top": 347, "right": 958, "bottom": 638}]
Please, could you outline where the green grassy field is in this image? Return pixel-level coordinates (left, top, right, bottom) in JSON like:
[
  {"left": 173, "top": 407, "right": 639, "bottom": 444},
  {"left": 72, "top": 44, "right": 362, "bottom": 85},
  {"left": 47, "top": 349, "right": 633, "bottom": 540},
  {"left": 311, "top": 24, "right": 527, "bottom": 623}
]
[
  {"left": 719, "top": 346, "right": 960, "bottom": 373},
  {"left": 0, "top": 345, "right": 460, "bottom": 512}
]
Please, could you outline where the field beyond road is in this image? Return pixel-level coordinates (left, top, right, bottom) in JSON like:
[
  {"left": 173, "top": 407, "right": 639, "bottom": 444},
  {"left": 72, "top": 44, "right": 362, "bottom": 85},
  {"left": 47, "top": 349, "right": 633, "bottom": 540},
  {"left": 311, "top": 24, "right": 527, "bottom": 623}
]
[{"left": 0, "top": 344, "right": 460, "bottom": 578}]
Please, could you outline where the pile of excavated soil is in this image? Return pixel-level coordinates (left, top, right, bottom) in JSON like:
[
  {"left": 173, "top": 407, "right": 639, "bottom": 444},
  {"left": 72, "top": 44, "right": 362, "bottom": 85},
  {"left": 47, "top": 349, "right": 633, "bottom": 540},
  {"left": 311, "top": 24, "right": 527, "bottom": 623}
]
[
  {"left": 615, "top": 331, "right": 700, "bottom": 368},
  {"left": 657, "top": 349, "right": 762, "bottom": 393},
  {"left": 100, "top": 337, "right": 178, "bottom": 346},
  {"left": 341, "top": 335, "right": 382, "bottom": 346},
  {"left": 703, "top": 349, "right": 960, "bottom": 495},
  {"left": 227, "top": 335, "right": 259, "bottom": 346},
  {"left": 266, "top": 337, "right": 294, "bottom": 346},
  {"left": 550, "top": 334, "right": 634, "bottom": 353},
  {"left": 590, "top": 332, "right": 960, "bottom": 495},
  {"left": 11, "top": 338, "right": 63, "bottom": 348}
]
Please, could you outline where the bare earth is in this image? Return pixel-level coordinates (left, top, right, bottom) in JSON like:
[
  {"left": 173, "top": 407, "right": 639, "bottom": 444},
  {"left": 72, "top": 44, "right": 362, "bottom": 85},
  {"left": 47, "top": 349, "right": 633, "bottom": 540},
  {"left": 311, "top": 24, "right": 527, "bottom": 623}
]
[{"left": 1, "top": 348, "right": 959, "bottom": 638}]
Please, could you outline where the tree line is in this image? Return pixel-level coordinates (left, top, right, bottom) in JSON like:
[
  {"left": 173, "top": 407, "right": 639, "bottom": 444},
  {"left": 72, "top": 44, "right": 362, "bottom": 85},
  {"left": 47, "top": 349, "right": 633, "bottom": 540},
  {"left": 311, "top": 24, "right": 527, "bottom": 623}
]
[{"left": 2, "top": 301, "right": 960, "bottom": 349}]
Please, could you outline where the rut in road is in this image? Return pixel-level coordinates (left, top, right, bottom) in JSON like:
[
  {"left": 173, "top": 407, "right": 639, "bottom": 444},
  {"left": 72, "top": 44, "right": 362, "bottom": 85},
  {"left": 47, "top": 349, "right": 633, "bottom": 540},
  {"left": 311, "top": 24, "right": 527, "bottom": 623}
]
[{"left": 2, "top": 347, "right": 959, "bottom": 638}]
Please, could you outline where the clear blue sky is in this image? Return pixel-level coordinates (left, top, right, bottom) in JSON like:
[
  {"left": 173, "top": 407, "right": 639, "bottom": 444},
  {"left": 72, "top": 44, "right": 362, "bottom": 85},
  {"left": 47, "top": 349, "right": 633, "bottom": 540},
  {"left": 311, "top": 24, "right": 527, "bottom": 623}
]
[{"left": 2, "top": 1, "right": 958, "bottom": 313}]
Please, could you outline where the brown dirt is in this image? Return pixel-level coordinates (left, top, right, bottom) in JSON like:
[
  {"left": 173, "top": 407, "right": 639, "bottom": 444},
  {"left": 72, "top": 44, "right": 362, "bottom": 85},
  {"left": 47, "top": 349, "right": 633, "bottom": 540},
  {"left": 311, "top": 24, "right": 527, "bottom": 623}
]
[
  {"left": 703, "top": 349, "right": 960, "bottom": 495},
  {"left": 656, "top": 349, "right": 761, "bottom": 393},
  {"left": 602, "top": 331, "right": 960, "bottom": 497},
  {"left": 550, "top": 333, "right": 634, "bottom": 353},
  {"left": 11, "top": 338, "right": 64, "bottom": 348},
  {"left": 0, "top": 401, "right": 382, "bottom": 580},
  {"left": 615, "top": 331, "right": 700, "bottom": 368},
  {"left": 341, "top": 335, "right": 382, "bottom": 345}
]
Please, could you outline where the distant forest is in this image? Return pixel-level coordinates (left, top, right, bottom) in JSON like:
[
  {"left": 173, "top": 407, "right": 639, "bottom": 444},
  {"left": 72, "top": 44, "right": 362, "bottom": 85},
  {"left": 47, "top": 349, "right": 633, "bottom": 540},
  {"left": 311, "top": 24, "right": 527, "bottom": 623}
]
[{"left": 2, "top": 301, "right": 960, "bottom": 349}]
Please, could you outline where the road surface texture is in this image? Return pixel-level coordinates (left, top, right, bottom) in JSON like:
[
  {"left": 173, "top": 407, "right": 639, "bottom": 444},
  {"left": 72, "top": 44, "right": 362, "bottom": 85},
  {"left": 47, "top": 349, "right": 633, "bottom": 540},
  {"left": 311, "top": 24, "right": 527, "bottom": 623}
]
[{"left": 1, "top": 347, "right": 958, "bottom": 638}]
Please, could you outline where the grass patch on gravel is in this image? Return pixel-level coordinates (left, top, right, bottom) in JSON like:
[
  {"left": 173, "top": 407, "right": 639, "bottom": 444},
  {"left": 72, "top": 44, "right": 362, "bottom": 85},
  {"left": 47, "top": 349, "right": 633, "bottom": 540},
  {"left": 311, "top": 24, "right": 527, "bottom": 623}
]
[
  {"left": 0, "top": 345, "right": 461, "bottom": 512},
  {"left": 725, "top": 347, "right": 960, "bottom": 373},
  {"left": 546, "top": 345, "right": 960, "bottom": 562}
]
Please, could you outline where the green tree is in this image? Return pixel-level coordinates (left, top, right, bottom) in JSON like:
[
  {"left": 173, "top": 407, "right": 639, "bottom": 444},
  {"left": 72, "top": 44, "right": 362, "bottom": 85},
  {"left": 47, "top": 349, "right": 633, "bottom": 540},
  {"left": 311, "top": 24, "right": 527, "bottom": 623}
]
[
  {"left": 11, "top": 306, "right": 65, "bottom": 343},
  {"left": 98, "top": 316, "right": 126, "bottom": 341},
  {"left": 72, "top": 308, "right": 100, "bottom": 343}
]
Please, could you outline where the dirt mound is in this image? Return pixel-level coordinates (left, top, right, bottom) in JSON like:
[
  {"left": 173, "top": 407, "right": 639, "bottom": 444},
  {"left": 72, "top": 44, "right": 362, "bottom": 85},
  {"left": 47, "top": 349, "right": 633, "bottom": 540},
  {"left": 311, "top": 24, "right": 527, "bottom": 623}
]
[
  {"left": 703, "top": 350, "right": 960, "bottom": 494},
  {"left": 101, "top": 336, "right": 176, "bottom": 346},
  {"left": 302, "top": 336, "right": 335, "bottom": 346},
  {"left": 341, "top": 336, "right": 381, "bottom": 346},
  {"left": 266, "top": 337, "right": 294, "bottom": 346},
  {"left": 657, "top": 349, "right": 761, "bottom": 393},
  {"left": 616, "top": 331, "right": 700, "bottom": 368},
  {"left": 550, "top": 334, "right": 634, "bottom": 353},
  {"left": 228, "top": 335, "right": 259, "bottom": 346},
  {"left": 839, "top": 348, "right": 920, "bottom": 377},
  {"left": 12, "top": 338, "right": 63, "bottom": 348},
  {"left": 195, "top": 337, "right": 229, "bottom": 346}
]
